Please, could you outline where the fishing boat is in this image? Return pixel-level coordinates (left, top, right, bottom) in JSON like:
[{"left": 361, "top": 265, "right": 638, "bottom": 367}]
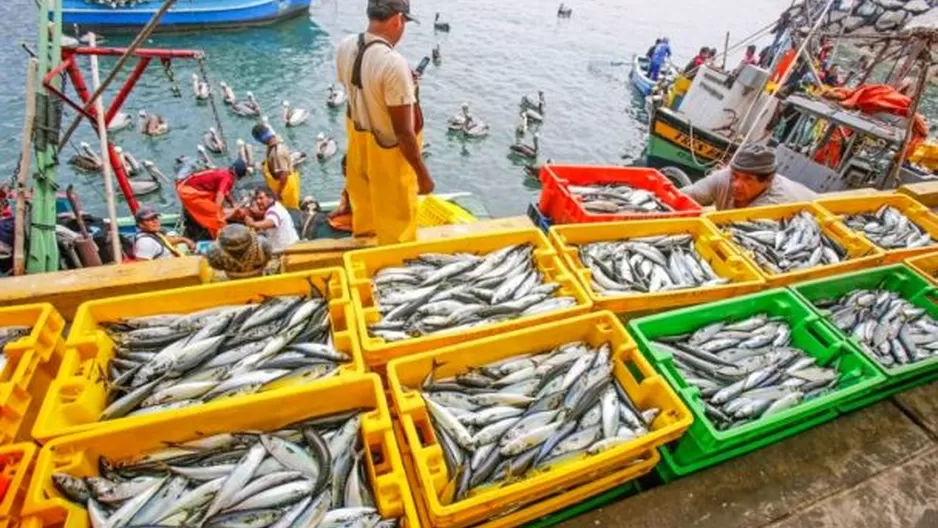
[
  {"left": 645, "top": 62, "right": 776, "bottom": 177},
  {"left": 629, "top": 54, "right": 676, "bottom": 97},
  {"left": 62, "top": 0, "right": 311, "bottom": 33}
]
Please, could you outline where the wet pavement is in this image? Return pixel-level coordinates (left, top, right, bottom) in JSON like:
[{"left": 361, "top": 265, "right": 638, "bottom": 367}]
[{"left": 560, "top": 381, "right": 938, "bottom": 528}]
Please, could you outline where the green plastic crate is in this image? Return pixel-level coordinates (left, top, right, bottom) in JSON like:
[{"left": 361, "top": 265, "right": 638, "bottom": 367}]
[
  {"left": 790, "top": 264, "right": 938, "bottom": 412},
  {"left": 629, "top": 288, "right": 886, "bottom": 475},
  {"left": 523, "top": 482, "right": 641, "bottom": 528}
]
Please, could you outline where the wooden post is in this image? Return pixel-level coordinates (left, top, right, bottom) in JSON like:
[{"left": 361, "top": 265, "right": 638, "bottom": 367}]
[
  {"left": 88, "top": 34, "right": 123, "bottom": 264},
  {"left": 722, "top": 31, "right": 730, "bottom": 69},
  {"left": 13, "top": 59, "right": 38, "bottom": 276},
  {"left": 886, "top": 53, "right": 929, "bottom": 189}
]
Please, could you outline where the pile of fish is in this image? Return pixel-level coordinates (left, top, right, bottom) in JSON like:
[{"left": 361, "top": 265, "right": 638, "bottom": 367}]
[
  {"left": 815, "top": 289, "right": 938, "bottom": 368},
  {"left": 0, "top": 325, "right": 30, "bottom": 374},
  {"left": 578, "top": 234, "right": 728, "bottom": 295},
  {"left": 52, "top": 411, "right": 401, "bottom": 528},
  {"left": 100, "top": 287, "right": 351, "bottom": 421},
  {"left": 724, "top": 212, "right": 850, "bottom": 274},
  {"left": 842, "top": 205, "right": 936, "bottom": 251},
  {"left": 417, "top": 342, "right": 656, "bottom": 502},
  {"left": 568, "top": 184, "right": 672, "bottom": 215},
  {"left": 650, "top": 314, "right": 843, "bottom": 430},
  {"left": 368, "top": 244, "right": 576, "bottom": 342}
]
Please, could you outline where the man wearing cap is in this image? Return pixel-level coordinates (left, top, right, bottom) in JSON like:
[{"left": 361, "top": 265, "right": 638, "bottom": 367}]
[
  {"left": 132, "top": 207, "right": 195, "bottom": 260},
  {"left": 336, "top": 0, "right": 435, "bottom": 245},
  {"left": 244, "top": 187, "right": 299, "bottom": 253},
  {"left": 681, "top": 143, "right": 815, "bottom": 210},
  {"left": 175, "top": 160, "right": 249, "bottom": 240},
  {"left": 252, "top": 123, "right": 301, "bottom": 210}
]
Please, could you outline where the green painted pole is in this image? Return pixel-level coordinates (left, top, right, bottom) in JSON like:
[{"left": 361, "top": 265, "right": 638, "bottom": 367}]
[{"left": 28, "top": 0, "right": 62, "bottom": 273}]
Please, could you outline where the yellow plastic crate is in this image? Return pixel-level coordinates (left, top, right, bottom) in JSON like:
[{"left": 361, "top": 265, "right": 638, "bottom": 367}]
[
  {"left": 0, "top": 442, "right": 37, "bottom": 528},
  {"left": 549, "top": 219, "right": 766, "bottom": 316},
  {"left": 344, "top": 228, "right": 592, "bottom": 368},
  {"left": 705, "top": 202, "right": 884, "bottom": 287},
  {"left": 32, "top": 269, "right": 363, "bottom": 443},
  {"left": 816, "top": 193, "right": 938, "bottom": 263},
  {"left": 0, "top": 304, "right": 66, "bottom": 446},
  {"left": 386, "top": 312, "right": 692, "bottom": 528},
  {"left": 905, "top": 251, "right": 938, "bottom": 284},
  {"left": 417, "top": 195, "right": 477, "bottom": 227},
  {"left": 23, "top": 375, "right": 419, "bottom": 528}
]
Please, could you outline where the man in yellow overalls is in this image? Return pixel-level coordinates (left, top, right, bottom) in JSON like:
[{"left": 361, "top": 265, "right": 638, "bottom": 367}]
[
  {"left": 336, "top": 0, "right": 434, "bottom": 245},
  {"left": 252, "top": 123, "right": 301, "bottom": 209}
]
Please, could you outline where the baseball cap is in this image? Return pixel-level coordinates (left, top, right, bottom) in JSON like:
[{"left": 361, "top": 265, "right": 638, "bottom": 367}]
[
  {"left": 368, "top": 0, "right": 419, "bottom": 23},
  {"left": 135, "top": 206, "right": 160, "bottom": 223}
]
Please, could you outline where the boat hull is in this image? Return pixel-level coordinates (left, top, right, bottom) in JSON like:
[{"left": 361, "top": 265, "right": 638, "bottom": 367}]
[
  {"left": 646, "top": 106, "right": 738, "bottom": 178},
  {"left": 62, "top": 0, "right": 311, "bottom": 33},
  {"left": 630, "top": 55, "right": 656, "bottom": 97}
]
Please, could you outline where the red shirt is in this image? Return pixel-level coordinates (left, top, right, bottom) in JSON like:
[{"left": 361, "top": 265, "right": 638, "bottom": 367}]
[{"left": 185, "top": 168, "right": 235, "bottom": 196}]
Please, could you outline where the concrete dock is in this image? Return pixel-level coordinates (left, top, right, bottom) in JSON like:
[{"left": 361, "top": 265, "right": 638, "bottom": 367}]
[{"left": 561, "top": 381, "right": 938, "bottom": 527}]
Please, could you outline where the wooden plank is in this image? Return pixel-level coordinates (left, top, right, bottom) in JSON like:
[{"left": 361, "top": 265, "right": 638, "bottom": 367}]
[
  {"left": 281, "top": 216, "right": 535, "bottom": 273},
  {"left": 0, "top": 257, "right": 212, "bottom": 320},
  {"left": 899, "top": 181, "right": 938, "bottom": 208}
]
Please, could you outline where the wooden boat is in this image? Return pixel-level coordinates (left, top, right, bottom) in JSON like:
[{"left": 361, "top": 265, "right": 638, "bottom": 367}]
[{"left": 62, "top": 0, "right": 311, "bottom": 33}]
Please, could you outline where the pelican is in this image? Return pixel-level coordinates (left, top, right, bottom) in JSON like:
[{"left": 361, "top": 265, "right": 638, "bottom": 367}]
[
  {"left": 68, "top": 142, "right": 103, "bottom": 172},
  {"left": 291, "top": 151, "right": 308, "bottom": 167},
  {"left": 524, "top": 158, "right": 553, "bottom": 178},
  {"left": 138, "top": 110, "right": 168, "bottom": 136},
  {"left": 521, "top": 90, "right": 545, "bottom": 113},
  {"left": 107, "top": 111, "right": 133, "bottom": 132},
  {"left": 315, "top": 133, "right": 338, "bottom": 161},
  {"left": 236, "top": 139, "right": 255, "bottom": 174},
  {"left": 523, "top": 107, "right": 544, "bottom": 123},
  {"left": 462, "top": 115, "right": 489, "bottom": 138},
  {"left": 203, "top": 127, "right": 225, "bottom": 154},
  {"left": 509, "top": 133, "right": 539, "bottom": 160},
  {"left": 447, "top": 103, "right": 470, "bottom": 131},
  {"left": 326, "top": 84, "right": 347, "bottom": 108},
  {"left": 142, "top": 160, "right": 172, "bottom": 186},
  {"left": 432, "top": 44, "right": 442, "bottom": 64},
  {"left": 516, "top": 112, "right": 528, "bottom": 138},
  {"left": 114, "top": 146, "right": 141, "bottom": 176},
  {"left": 192, "top": 74, "right": 210, "bottom": 101},
  {"left": 196, "top": 145, "right": 216, "bottom": 169},
  {"left": 434, "top": 13, "right": 450, "bottom": 32},
  {"left": 219, "top": 81, "right": 237, "bottom": 105},
  {"left": 125, "top": 160, "right": 165, "bottom": 196},
  {"left": 557, "top": 3, "right": 572, "bottom": 17},
  {"left": 282, "top": 100, "right": 310, "bottom": 127},
  {"left": 231, "top": 91, "right": 261, "bottom": 117}
]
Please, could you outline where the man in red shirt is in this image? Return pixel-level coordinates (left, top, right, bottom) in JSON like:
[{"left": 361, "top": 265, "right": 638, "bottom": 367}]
[{"left": 176, "top": 160, "right": 248, "bottom": 240}]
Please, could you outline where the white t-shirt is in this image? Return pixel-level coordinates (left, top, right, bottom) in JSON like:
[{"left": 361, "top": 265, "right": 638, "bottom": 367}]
[
  {"left": 263, "top": 202, "right": 299, "bottom": 252},
  {"left": 134, "top": 234, "right": 172, "bottom": 260},
  {"left": 336, "top": 33, "right": 416, "bottom": 148}
]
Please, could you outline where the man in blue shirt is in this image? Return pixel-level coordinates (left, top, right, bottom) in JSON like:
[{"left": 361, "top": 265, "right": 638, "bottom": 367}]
[{"left": 648, "top": 37, "right": 672, "bottom": 81}]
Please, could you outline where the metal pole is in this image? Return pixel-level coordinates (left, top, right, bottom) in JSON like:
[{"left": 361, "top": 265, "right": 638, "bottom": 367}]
[
  {"left": 886, "top": 53, "right": 929, "bottom": 189},
  {"left": 57, "top": 0, "right": 179, "bottom": 150},
  {"left": 13, "top": 59, "right": 38, "bottom": 276},
  {"left": 722, "top": 31, "right": 730, "bottom": 70},
  {"left": 88, "top": 34, "right": 123, "bottom": 264}
]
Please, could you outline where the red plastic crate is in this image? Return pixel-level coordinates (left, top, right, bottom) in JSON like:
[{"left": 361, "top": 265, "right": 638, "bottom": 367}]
[{"left": 538, "top": 164, "right": 702, "bottom": 224}]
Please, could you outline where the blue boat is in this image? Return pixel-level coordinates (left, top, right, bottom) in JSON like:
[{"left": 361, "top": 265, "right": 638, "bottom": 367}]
[
  {"left": 629, "top": 54, "right": 677, "bottom": 97},
  {"left": 62, "top": 0, "right": 311, "bottom": 33}
]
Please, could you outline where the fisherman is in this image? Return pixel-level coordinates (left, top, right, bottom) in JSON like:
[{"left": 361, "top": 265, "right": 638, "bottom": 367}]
[
  {"left": 646, "top": 38, "right": 662, "bottom": 61},
  {"left": 252, "top": 123, "right": 301, "bottom": 209},
  {"left": 683, "top": 46, "right": 709, "bottom": 79},
  {"left": 132, "top": 206, "right": 195, "bottom": 260},
  {"left": 327, "top": 155, "right": 353, "bottom": 233},
  {"left": 647, "top": 37, "right": 671, "bottom": 81},
  {"left": 336, "top": 0, "right": 435, "bottom": 245},
  {"left": 175, "top": 160, "right": 249, "bottom": 240},
  {"left": 821, "top": 64, "right": 842, "bottom": 87},
  {"left": 681, "top": 143, "right": 815, "bottom": 210},
  {"left": 738, "top": 44, "right": 759, "bottom": 70},
  {"left": 243, "top": 187, "right": 299, "bottom": 253}
]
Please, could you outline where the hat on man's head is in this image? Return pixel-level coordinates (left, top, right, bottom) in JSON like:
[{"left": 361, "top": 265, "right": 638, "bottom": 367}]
[
  {"left": 134, "top": 206, "right": 160, "bottom": 223},
  {"left": 251, "top": 124, "right": 276, "bottom": 144},
  {"left": 367, "top": 0, "right": 419, "bottom": 23},
  {"left": 731, "top": 143, "right": 777, "bottom": 176}
]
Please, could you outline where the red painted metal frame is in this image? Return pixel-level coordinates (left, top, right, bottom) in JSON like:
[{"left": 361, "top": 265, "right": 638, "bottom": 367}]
[{"left": 41, "top": 46, "right": 203, "bottom": 214}]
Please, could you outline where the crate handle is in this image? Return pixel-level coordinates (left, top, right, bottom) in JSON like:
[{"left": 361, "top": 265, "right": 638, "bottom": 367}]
[{"left": 804, "top": 316, "right": 841, "bottom": 351}]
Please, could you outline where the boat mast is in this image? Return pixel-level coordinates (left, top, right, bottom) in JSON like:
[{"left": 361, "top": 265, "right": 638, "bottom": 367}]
[{"left": 28, "top": 0, "right": 64, "bottom": 273}]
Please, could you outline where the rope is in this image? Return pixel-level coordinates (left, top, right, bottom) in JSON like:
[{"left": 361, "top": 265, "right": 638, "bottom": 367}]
[
  {"left": 197, "top": 55, "right": 230, "bottom": 159},
  {"left": 161, "top": 58, "right": 182, "bottom": 98}
]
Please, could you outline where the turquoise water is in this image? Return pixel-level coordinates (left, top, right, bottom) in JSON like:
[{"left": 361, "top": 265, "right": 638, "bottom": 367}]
[{"left": 1, "top": 0, "right": 796, "bottom": 218}]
